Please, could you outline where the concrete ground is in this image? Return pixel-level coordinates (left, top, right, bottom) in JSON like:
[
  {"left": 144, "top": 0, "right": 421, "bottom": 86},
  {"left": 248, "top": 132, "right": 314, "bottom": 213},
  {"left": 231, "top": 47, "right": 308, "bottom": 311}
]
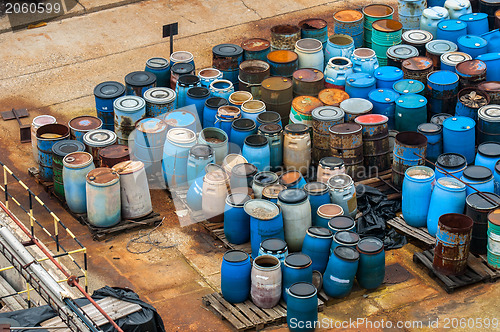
[{"left": 0, "top": 0, "right": 499, "bottom": 331}]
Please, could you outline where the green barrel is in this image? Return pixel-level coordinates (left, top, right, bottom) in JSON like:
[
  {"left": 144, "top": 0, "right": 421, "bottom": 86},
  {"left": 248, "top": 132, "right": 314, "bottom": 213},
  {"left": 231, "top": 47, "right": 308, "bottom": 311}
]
[
  {"left": 372, "top": 19, "right": 403, "bottom": 66},
  {"left": 394, "top": 93, "right": 428, "bottom": 132},
  {"left": 362, "top": 4, "right": 394, "bottom": 48},
  {"left": 51, "top": 140, "right": 86, "bottom": 199},
  {"left": 488, "top": 209, "right": 500, "bottom": 269}
]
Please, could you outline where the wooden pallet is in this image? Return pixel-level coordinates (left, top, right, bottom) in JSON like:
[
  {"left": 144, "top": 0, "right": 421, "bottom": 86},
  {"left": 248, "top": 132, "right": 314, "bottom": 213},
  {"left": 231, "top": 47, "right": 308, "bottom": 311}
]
[
  {"left": 413, "top": 249, "right": 494, "bottom": 293},
  {"left": 202, "top": 292, "right": 323, "bottom": 331},
  {"left": 387, "top": 216, "right": 436, "bottom": 247},
  {"left": 478, "top": 254, "right": 500, "bottom": 281},
  {"left": 28, "top": 166, "right": 54, "bottom": 192}
]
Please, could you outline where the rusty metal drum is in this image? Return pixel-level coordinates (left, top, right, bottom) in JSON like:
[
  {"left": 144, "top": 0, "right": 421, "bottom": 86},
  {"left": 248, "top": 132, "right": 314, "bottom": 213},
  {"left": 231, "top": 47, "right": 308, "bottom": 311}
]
[
  {"left": 355, "top": 114, "right": 391, "bottom": 171},
  {"left": 99, "top": 144, "right": 130, "bottom": 168},
  {"left": 399, "top": 0, "right": 427, "bottom": 32},
  {"left": 371, "top": 19, "right": 403, "bottom": 66},
  {"left": 270, "top": 25, "right": 301, "bottom": 51},
  {"left": 213, "top": 44, "right": 244, "bottom": 71},
  {"left": 238, "top": 60, "right": 271, "bottom": 99},
  {"left": 386, "top": 44, "right": 419, "bottom": 68},
  {"left": 318, "top": 88, "right": 350, "bottom": 107},
  {"left": 86, "top": 167, "right": 121, "bottom": 227},
  {"left": 333, "top": 9, "right": 364, "bottom": 48},
  {"left": 401, "top": 56, "right": 434, "bottom": 84},
  {"left": 392, "top": 131, "right": 428, "bottom": 187},
  {"left": 292, "top": 68, "right": 325, "bottom": 97},
  {"left": 261, "top": 77, "right": 294, "bottom": 124},
  {"left": 312, "top": 106, "right": 345, "bottom": 164},
  {"left": 289, "top": 96, "right": 323, "bottom": 126},
  {"left": 478, "top": 81, "right": 500, "bottom": 104},
  {"left": 329, "top": 123, "right": 364, "bottom": 179},
  {"left": 113, "top": 95, "right": 146, "bottom": 145},
  {"left": 31, "top": 115, "right": 57, "bottom": 162},
  {"left": 241, "top": 38, "right": 271, "bottom": 61},
  {"left": 143, "top": 87, "right": 176, "bottom": 118},
  {"left": 455, "top": 60, "right": 487, "bottom": 89},
  {"left": 267, "top": 50, "right": 299, "bottom": 78},
  {"left": 426, "top": 70, "right": 460, "bottom": 117},
  {"left": 299, "top": 18, "right": 329, "bottom": 48},
  {"left": 69, "top": 116, "right": 102, "bottom": 144},
  {"left": 83, "top": 129, "right": 117, "bottom": 167},
  {"left": 425, "top": 39, "right": 458, "bottom": 69}
]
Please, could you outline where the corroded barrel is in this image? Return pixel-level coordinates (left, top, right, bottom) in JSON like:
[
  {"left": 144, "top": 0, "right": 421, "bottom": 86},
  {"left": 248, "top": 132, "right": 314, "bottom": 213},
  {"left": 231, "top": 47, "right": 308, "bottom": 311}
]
[{"left": 329, "top": 123, "right": 364, "bottom": 179}]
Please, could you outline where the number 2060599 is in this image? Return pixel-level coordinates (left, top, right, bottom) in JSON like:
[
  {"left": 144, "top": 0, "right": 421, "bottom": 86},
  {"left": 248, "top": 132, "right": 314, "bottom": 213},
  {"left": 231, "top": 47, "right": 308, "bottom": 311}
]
[{"left": 5, "top": 2, "right": 62, "bottom": 14}]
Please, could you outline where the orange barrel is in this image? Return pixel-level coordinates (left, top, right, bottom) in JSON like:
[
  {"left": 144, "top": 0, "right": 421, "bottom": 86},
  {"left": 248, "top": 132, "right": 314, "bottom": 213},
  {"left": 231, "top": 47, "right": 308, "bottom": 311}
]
[
  {"left": 267, "top": 50, "right": 299, "bottom": 78},
  {"left": 289, "top": 96, "right": 323, "bottom": 126},
  {"left": 333, "top": 9, "right": 364, "bottom": 48},
  {"left": 355, "top": 114, "right": 391, "bottom": 172},
  {"left": 261, "top": 77, "right": 294, "bottom": 124},
  {"left": 318, "top": 88, "right": 350, "bottom": 107},
  {"left": 292, "top": 68, "right": 325, "bottom": 97},
  {"left": 329, "top": 123, "right": 364, "bottom": 180}
]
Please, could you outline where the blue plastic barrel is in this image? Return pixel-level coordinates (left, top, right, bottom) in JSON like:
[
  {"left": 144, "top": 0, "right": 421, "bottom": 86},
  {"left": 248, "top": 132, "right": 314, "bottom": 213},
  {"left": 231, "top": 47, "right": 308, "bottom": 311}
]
[
  {"left": 427, "top": 177, "right": 467, "bottom": 236},
  {"left": 460, "top": 13, "right": 489, "bottom": 35},
  {"left": 286, "top": 282, "right": 318, "bottom": 332},
  {"left": 124, "top": 71, "right": 156, "bottom": 97},
  {"left": 481, "top": 30, "right": 500, "bottom": 53},
  {"left": 186, "top": 145, "right": 214, "bottom": 186},
  {"left": 374, "top": 66, "right": 404, "bottom": 89},
  {"left": 175, "top": 75, "right": 201, "bottom": 108},
  {"left": 323, "top": 246, "right": 359, "bottom": 298},
  {"left": 145, "top": 57, "right": 170, "bottom": 88},
  {"left": 475, "top": 142, "right": 500, "bottom": 173},
  {"left": 315, "top": 204, "right": 344, "bottom": 228},
  {"left": 113, "top": 95, "right": 146, "bottom": 145},
  {"left": 204, "top": 97, "right": 229, "bottom": 128},
  {"left": 461, "top": 166, "right": 495, "bottom": 196},
  {"left": 143, "top": 87, "right": 176, "bottom": 118},
  {"left": 392, "top": 79, "right": 425, "bottom": 95},
  {"left": 62, "top": 152, "right": 95, "bottom": 214},
  {"left": 162, "top": 128, "right": 197, "bottom": 188},
  {"left": 328, "top": 215, "right": 356, "bottom": 235},
  {"left": 241, "top": 38, "right": 271, "bottom": 61},
  {"left": 198, "top": 68, "right": 223, "bottom": 88},
  {"left": 257, "top": 124, "right": 283, "bottom": 171},
  {"left": 476, "top": 53, "right": 500, "bottom": 81},
  {"left": 186, "top": 87, "right": 210, "bottom": 125},
  {"left": 442, "top": 116, "right": 476, "bottom": 164},
  {"left": 231, "top": 118, "right": 257, "bottom": 150},
  {"left": 402, "top": 166, "right": 436, "bottom": 227},
  {"left": 186, "top": 164, "right": 223, "bottom": 211},
  {"left": 134, "top": 117, "right": 167, "bottom": 180},
  {"left": 394, "top": 93, "right": 428, "bottom": 132},
  {"left": 163, "top": 111, "right": 197, "bottom": 133},
  {"left": 356, "top": 237, "right": 385, "bottom": 290},
  {"left": 214, "top": 105, "right": 241, "bottom": 139},
  {"left": 427, "top": 70, "right": 460, "bottom": 118},
  {"left": 368, "top": 89, "right": 400, "bottom": 130},
  {"left": 86, "top": 168, "right": 121, "bottom": 227},
  {"left": 345, "top": 72, "right": 377, "bottom": 99},
  {"left": 258, "top": 238, "right": 288, "bottom": 264},
  {"left": 436, "top": 19, "right": 468, "bottom": 44},
  {"left": 282, "top": 253, "right": 313, "bottom": 303},
  {"left": 435, "top": 152, "right": 467, "bottom": 179},
  {"left": 457, "top": 35, "right": 488, "bottom": 58},
  {"left": 301, "top": 226, "right": 333, "bottom": 274},
  {"left": 37, "top": 124, "right": 71, "bottom": 181},
  {"left": 221, "top": 250, "right": 252, "bottom": 303},
  {"left": 303, "top": 182, "right": 331, "bottom": 222},
  {"left": 94, "top": 81, "right": 125, "bottom": 131},
  {"left": 224, "top": 193, "right": 251, "bottom": 245},
  {"left": 330, "top": 230, "right": 360, "bottom": 252},
  {"left": 417, "top": 123, "right": 442, "bottom": 163},
  {"left": 242, "top": 135, "right": 270, "bottom": 172},
  {"left": 244, "top": 199, "right": 285, "bottom": 259}
]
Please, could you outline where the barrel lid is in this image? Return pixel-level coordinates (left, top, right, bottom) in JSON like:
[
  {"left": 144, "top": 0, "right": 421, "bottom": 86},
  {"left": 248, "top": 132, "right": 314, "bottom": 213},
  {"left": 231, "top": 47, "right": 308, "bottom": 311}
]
[
  {"left": 284, "top": 252, "right": 312, "bottom": 268},
  {"left": 143, "top": 87, "right": 176, "bottom": 104},
  {"left": 307, "top": 226, "right": 332, "bottom": 238},
  {"left": 99, "top": 144, "right": 129, "bottom": 159},
  {"left": 334, "top": 9, "right": 363, "bottom": 22},
  {"left": 441, "top": 52, "right": 472, "bottom": 66},
  {"left": 260, "top": 238, "right": 287, "bottom": 253},
  {"left": 177, "top": 75, "right": 200, "bottom": 87},
  {"left": 478, "top": 105, "right": 500, "bottom": 122},
  {"left": 329, "top": 122, "right": 362, "bottom": 135},
  {"left": 393, "top": 79, "right": 425, "bottom": 94},
  {"left": 232, "top": 162, "right": 258, "bottom": 177},
  {"left": 171, "top": 62, "right": 195, "bottom": 75},
  {"left": 170, "top": 51, "right": 194, "bottom": 63},
  {"left": 257, "top": 111, "right": 281, "bottom": 124},
  {"left": 124, "top": 71, "right": 156, "bottom": 87},
  {"left": 83, "top": 129, "right": 117, "bottom": 147},
  {"left": 146, "top": 57, "right": 169, "bottom": 70},
  {"left": 242, "top": 99, "right": 265, "bottom": 114},
  {"left": 33, "top": 115, "right": 57, "bottom": 127},
  {"left": 295, "top": 38, "right": 323, "bottom": 52},
  {"left": 284, "top": 123, "right": 309, "bottom": 134},
  {"left": 189, "top": 144, "right": 213, "bottom": 159},
  {"left": 355, "top": 114, "right": 389, "bottom": 125},
  {"left": 340, "top": 98, "right": 373, "bottom": 114},
  {"left": 213, "top": 43, "right": 243, "bottom": 57},
  {"left": 217, "top": 105, "right": 241, "bottom": 119},
  {"left": 94, "top": 81, "right": 126, "bottom": 99},
  {"left": 258, "top": 123, "right": 282, "bottom": 135},
  {"left": 457, "top": 35, "right": 487, "bottom": 49},
  {"left": 87, "top": 167, "right": 119, "bottom": 185},
  {"left": 68, "top": 116, "right": 102, "bottom": 132},
  {"left": 352, "top": 48, "right": 376, "bottom": 59},
  {"left": 459, "top": 12, "right": 487, "bottom": 22},
  {"left": 164, "top": 111, "right": 196, "bottom": 127},
  {"left": 292, "top": 96, "right": 323, "bottom": 115},
  {"left": 232, "top": 118, "right": 256, "bottom": 131},
  {"left": 466, "top": 192, "right": 500, "bottom": 210},
  {"left": 261, "top": 77, "right": 293, "bottom": 90},
  {"left": 455, "top": 60, "right": 487, "bottom": 76},
  {"left": 328, "top": 215, "right": 355, "bottom": 230},
  {"left": 374, "top": 66, "right": 404, "bottom": 82},
  {"left": 113, "top": 96, "right": 146, "bottom": 112},
  {"left": 278, "top": 188, "right": 308, "bottom": 204},
  {"left": 112, "top": 160, "right": 144, "bottom": 174},
  {"left": 244, "top": 134, "right": 268, "bottom": 147},
  {"left": 205, "top": 169, "right": 229, "bottom": 183},
  {"left": 446, "top": 0, "right": 470, "bottom": 9},
  {"left": 402, "top": 56, "right": 433, "bottom": 71},
  {"left": 319, "top": 157, "right": 344, "bottom": 169},
  {"left": 327, "top": 174, "right": 353, "bottom": 189},
  {"left": 205, "top": 97, "right": 229, "bottom": 109},
  {"left": 372, "top": 19, "right": 402, "bottom": 32},
  {"left": 362, "top": 4, "right": 394, "bottom": 17},
  {"left": 63, "top": 152, "right": 93, "bottom": 168},
  {"left": 423, "top": 6, "right": 450, "bottom": 20},
  {"left": 436, "top": 152, "right": 467, "bottom": 169},
  {"left": 437, "top": 19, "right": 467, "bottom": 32},
  {"left": 303, "top": 182, "right": 329, "bottom": 195},
  {"left": 226, "top": 193, "right": 251, "bottom": 207},
  {"left": 254, "top": 171, "right": 279, "bottom": 185},
  {"left": 267, "top": 50, "right": 298, "bottom": 63},
  {"left": 396, "top": 93, "right": 428, "bottom": 108},
  {"left": 293, "top": 68, "right": 324, "bottom": 82},
  {"left": 243, "top": 199, "right": 280, "bottom": 220},
  {"left": 230, "top": 91, "right": 253, "bottom": 105},
  {"left": 346, "top": 73, "right": 376, "bottom": 88},
  {"left": 334, "top": 245, "right": 360, "bottom": 261},
  {"left": 279, "top": 170, "right": 303, "bottom": 187},
  {"left": 223, "top": 250, "right": 249, "bottom": 263},
  {"left": 136, "top": 118, "right": 167, "bottom": 134},
  {"left": 52, "top": 140, "right": 85, "bottom": 157},
  {"left": 298, "top": 17, "right": 328, "bottom": 30},
  {"left": 418, "top": 123, "right": 442, "bottom": 134},
  {"left": 311, "top": 106, "right": 344, "bottom": 122},
  {"left": 262, "top": 184, "right": 287, "bottom": 199},
  {"left": 478, "top": 142, "right": 500, "bottom": 158},
  {"left": 334, "top": 231, "right": 360, "bottom": 245},
  {"left": 368, "top": 89, "right": 400, "bottom": 103},
  {"left": 223, "top": 154, "right": 248, "bottom": 171},
  {"left": 167, "top": 128, "right": 196, "bottom": 144},
  {"left": 463, "top": 165, "right": 492, "bottom": 181},
  {"left": 387, "top": 45, "right": 419, "bottom": 60},
  {"left": 402, "top": 30, "right": 433, "bottom": 45},
  {"left": 198, "top": 68, "right": 222, "bottom": 79},
  {"left": 425, "top": 40, "right": 458, "bottom": 55},
  {"left": 477, "top": 53, "right": 500, "bottom": 63},
  {"left": 187, "top": 87, "right": 210, "bottom": 99},
  {"left": 357, "top": 237, "right": 384, "bottom": 253},
  {"left": 241, "top": 38, "right": 271, "bottom": 52},
  {"left": 288, "top": 282, "right": 316, "bottom": 297},
  {"left": 443, "top": 116, "right": 475, "bottom": 131},
  {"left": 427, "top": 70, "right": 459, "bottom": 86},
  {"left": 431, "top": 113, "right": 453, "bottom": 126},
  {"left": 497, "top": 160, "right": 500, "bottom": 175},
  {"left": 318, "top": 204, "right": 343, "bottom": 218},
  {"left": 317, "top": 88, "right": 350, "bottom": 106}
]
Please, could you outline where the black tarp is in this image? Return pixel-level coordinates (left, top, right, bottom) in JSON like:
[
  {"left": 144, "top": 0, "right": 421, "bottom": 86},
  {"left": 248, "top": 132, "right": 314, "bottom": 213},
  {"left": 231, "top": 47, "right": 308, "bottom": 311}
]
[{"left": 0, "top": 286, "right": 165, "bottom": 332}]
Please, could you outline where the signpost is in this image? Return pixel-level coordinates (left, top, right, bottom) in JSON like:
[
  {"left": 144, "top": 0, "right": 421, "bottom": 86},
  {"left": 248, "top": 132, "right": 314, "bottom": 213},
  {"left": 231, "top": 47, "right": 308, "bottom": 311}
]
[{"left": 163, "top": 22, "right": 179, "bottom": 56}]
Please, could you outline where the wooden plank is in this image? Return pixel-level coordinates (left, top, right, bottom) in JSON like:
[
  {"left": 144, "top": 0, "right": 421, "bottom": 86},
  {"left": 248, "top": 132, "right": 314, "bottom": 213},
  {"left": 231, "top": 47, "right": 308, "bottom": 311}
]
[
  {"left": 245, "top": 300, "right": 274, "bottom": 322},
  {"left": 212, "top": 293, "right": 255, "bottom": 329},
  {"left": 204, "top": 294, "right": 246, "bottom": 331},
  {"left": 467, "top": 255, "right": 495, "bottom": 279},
  {"left": 0, "top": 275, "right": 28, "bottom": 311},
  {"left": 234, "top": 302, "right": 265, "bottom": 330}
]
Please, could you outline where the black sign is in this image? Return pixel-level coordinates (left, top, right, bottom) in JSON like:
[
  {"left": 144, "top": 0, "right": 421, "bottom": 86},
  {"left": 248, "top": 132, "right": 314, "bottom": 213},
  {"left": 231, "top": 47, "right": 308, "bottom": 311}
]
[{"left": 162, "top": 22, "right": 178, "bottom": 38}]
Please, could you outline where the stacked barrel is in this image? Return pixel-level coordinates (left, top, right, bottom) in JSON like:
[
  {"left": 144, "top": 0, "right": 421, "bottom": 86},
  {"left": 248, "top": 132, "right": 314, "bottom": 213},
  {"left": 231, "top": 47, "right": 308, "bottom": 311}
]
[{"left": 371, "top": 19, "right": 403, "bottom": 66}]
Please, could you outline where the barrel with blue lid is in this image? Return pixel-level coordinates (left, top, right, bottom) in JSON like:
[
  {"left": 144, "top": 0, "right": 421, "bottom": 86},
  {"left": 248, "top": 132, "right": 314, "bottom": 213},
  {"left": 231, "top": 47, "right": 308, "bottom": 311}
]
[
  {"left": 94, "top": 81, "right": 126, "bottom": 131},
  {"left": 356, "top": 236, "right": 385, "bottom": 289},
  {"left": 125, "top": 71, "right": 156, "bottom": 97},
  {"left": 435, "top": 152, "right": 467, "bottom": 179},
  {"left": 478, "top": 105, "right": 500, "bottom": 143},
  {"left": 203, "top": 97, "right": 229, "bottom": 128},
  {"left": 425, "top": 39, "right": 458, "bottom": 68},
  {"left": 52, "top": 140, "right": 86, "bottom": 199},
  {"left": 395, "top": 93, "right": 428, "bottom": 132},
  {"left": 374, "top": 66, "right": 404, "bottom": 89},
  {"left": 443, "top": 116, "right": 476, "bottom": 163},
  {"left": 386, "top": 44, "right": 419, "bottom": 68},
  {"left": 345, "top": 72, "right": 377, "bottom": 99},
  {"left": 113, "top": 95, "right": 146, "bottom": 145},
  {"left": 477, "top": 53, "right": 500, "bottom": 81},
  {"left": 427, "top": 70, "right": 460, "bottom": 117},
  {"left": 368, "top": 89, "right": 400, "bottom": 130},
  {"left": 436, "top": 19, "right": 468, "bottom": 44},
  {"left": 301, "top": 226, "right": 333, "bottom": 274},
  {"left": 460, "top": 12, "right": 489, "bottom": 35},
  {"left": 461, "top": 165, "right": 495, "bottom": 196},
  {"left": 440, "top": 52, "right": 472, "bottom": 72},
  {"left": 143, "top": 87, "right": 176, "bottom": 118},
  {"left": 323, "top": 246, "right": 359, "bottom": 298},
  {"left": 221, "top": 250, "right": 252, "bottom": 304},
  {"left": 457, "top": 35, "right": 488, "bottom": 58},
  {"left": 392, "top": 79, "right": 425, "bottom": 95},
  {"left": 145, "top": 57, "right": 170, "bottom": 88},
  {"left": 418, "top": 123, "right": 443, "bottom": 163},
  {"left": 481, "top": 29, "right": 500, "bottom": 53}
]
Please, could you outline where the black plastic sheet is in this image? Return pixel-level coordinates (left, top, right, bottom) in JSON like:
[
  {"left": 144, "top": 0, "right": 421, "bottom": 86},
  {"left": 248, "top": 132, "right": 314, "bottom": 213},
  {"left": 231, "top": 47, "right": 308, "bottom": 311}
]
[{"left": 356, "top": 184, "right": 407, "bottom": 250}]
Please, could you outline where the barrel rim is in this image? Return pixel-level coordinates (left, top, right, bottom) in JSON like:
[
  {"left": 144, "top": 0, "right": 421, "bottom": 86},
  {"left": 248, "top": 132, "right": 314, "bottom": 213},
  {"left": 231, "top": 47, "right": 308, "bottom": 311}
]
[
  {"left": 243, "top": 198, "right": 280, "bottom": 220},
  {"left": 36, "top": 123, "right": 70, "bottom": 140},
  {"left": 438, "top": 213, "right": 473, "bottom": 233}
]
